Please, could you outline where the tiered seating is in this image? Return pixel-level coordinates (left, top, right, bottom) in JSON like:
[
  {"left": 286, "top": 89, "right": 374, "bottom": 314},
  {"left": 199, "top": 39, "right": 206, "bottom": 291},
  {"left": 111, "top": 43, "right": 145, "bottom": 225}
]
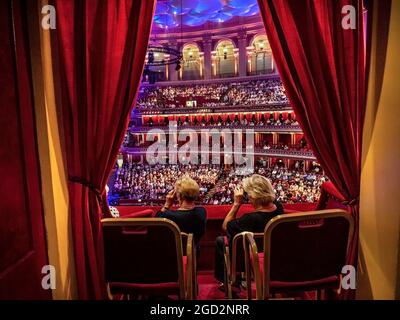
[
  {"left": 136, "top": 78, "right": 288, "bottom": 111},
  {"left": 112, "top": 164, "right": 326, "bottom": 206}
]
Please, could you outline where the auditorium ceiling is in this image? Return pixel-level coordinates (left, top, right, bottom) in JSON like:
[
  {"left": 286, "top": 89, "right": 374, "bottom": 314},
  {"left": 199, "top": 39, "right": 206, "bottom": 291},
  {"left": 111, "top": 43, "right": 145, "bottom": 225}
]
[{"left": 153, "top": 0, "right": 259, "bottom": 29}]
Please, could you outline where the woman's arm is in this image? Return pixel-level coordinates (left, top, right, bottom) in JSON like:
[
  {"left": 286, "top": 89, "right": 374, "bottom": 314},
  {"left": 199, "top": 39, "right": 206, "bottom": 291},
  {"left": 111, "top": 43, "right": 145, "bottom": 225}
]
[
  {"left": 160, "top": 189, "right": 176, "bottom": 213},
  {"left": 222, "top": 203, "right": 241, "bottom": 232},
  {"left": 222, "top": 188, "right": 244, "bottom": 232}
]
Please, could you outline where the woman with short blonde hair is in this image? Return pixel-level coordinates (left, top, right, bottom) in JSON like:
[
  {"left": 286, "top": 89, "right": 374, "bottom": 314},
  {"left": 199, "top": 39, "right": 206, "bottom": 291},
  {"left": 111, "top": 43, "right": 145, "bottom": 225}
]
[
  {"left": 157, "top": 176, "right": 207, "bottom": 254},
  {"left": 242, "top": 174, "right": 276, "bottom": 207},
  {"left": 174, "top": 176, "right": 200, "bottom": 203},
  {"left": 214, "top": 174, "right": 284, "bottom": 283}
]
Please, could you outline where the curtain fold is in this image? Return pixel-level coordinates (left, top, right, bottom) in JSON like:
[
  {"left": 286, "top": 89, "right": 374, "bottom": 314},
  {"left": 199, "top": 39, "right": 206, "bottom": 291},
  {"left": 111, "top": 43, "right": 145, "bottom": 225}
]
[
  {"left": 257, "top": 0, "right": 366, "bottom": 299},
  {"left": 53, "top": 0, "right": 155, "bottom": 299}
]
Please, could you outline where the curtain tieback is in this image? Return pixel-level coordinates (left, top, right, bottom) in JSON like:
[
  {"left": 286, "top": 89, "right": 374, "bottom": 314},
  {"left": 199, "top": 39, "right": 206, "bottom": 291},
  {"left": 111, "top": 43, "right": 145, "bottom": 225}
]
[
  {"left": 342, "top": 197, "right": 359, "bottom": 206},
  {"left": 68, "top": 176, "right": 102, "bottom": 197}
]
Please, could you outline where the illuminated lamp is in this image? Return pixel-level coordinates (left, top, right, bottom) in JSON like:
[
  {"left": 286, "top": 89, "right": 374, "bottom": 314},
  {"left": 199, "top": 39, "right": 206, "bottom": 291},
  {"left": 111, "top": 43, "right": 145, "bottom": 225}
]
[{"left": 117, "top": 154, "right": 123, "bottom": 168}]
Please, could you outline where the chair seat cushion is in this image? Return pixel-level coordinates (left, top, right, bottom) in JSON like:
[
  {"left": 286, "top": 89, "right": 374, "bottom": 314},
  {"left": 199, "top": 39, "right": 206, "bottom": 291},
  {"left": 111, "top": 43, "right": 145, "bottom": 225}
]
[
  {"left": 183, "top": 255, "right": 187, "bottom": 279},
  {"left": 108, "top": 255, "right": 188, "bottom": 297},
  {"left": 223, "top": 236, "right": 229, "bottom": 246},
  {"left": 253, "top": 253, "right": 340, "bottom": 292}
]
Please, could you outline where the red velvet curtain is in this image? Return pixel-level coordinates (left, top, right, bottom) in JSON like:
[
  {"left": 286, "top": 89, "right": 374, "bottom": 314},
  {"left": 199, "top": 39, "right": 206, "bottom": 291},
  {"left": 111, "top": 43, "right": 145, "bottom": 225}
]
[
  {"left": 53, "top": 0, "right": 155, "bottom": 299},
  {"left": 257, "top": 0, "right": 366, "bottom": 299}
]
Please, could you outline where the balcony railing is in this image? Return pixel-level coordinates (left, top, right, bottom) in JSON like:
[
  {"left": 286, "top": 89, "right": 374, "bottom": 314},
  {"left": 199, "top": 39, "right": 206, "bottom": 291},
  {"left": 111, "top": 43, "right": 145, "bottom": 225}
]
[
  {"left": 140, "top": 72, "right": 280, "bottom": 87},
  {"left": 129, "top": 123, "right": 302, "bottom": 133},
  {"left": 247, "top": 69, "right": 275, "bottom": 76},
  {"left": 120, "top": 146, "right": 316, "bottom": 160},
  {"left": 212, "top": 72, "right": 238, "bottom": 79},
  {"left": 135, "top": 102, "right": 291, "bottom": 115}
]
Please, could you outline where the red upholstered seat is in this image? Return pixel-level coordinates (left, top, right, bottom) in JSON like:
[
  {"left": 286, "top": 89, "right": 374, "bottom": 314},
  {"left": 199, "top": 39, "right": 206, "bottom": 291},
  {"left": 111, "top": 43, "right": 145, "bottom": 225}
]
[
  {"left": 223, "top": 235, "right": 229, "bottom": 246},
  {"left": 113, "top": 204, "right": 313, "bottom": 273},
  {"left": 182, "top": 256, "right": 188, "bottom": 287},
  {"left": 252, "top": 252, "right": 339, "bottom": 292},
  {"left": 109, "top": 255, "right": 189, "bottom": 297},
  {"left": 251, "top": 252, "right": 263, "bottom": 272},
  {"left": 245, "top": 210, "right": 354, "bottom": 299},
  {"left": 102, "top": 218, "right": 195, "bottom": 299}
]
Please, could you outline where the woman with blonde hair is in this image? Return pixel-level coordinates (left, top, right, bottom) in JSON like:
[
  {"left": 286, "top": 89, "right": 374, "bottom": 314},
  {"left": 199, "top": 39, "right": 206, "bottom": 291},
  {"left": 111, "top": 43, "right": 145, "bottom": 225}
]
[
  {"left": 156, "top": 176, "right": 207, "bottom": 253},
  {"left": 214, "top": 174, "right": 284, "bottom": 283}
]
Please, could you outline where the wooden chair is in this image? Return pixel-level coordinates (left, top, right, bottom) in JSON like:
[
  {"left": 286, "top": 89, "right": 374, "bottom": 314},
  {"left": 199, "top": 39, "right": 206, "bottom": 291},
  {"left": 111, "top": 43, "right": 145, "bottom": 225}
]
[
  {"left": 223, "top": 232, "right": 263, "bottom": 299},
  {"left": 102, "top": 218, "right": 196, "bottom": 300},
  {"left": 244, "top": 209, "right": 354, "bottom": 300},
  {"left": 181, "top": 232, "right": 197, "bottom": 298}
]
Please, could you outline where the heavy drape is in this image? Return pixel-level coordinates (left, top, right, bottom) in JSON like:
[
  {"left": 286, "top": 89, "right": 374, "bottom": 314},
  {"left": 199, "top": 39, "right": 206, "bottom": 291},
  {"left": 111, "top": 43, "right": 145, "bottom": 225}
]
[
  {"left": 53, "top": 0, "right": 155, "bottom": 299},
  {"left": 257, "top": 0, "right": 366, "bottom": 299},
  {"left": 0, "top": 0, "right": 52, "bottom": 299}
]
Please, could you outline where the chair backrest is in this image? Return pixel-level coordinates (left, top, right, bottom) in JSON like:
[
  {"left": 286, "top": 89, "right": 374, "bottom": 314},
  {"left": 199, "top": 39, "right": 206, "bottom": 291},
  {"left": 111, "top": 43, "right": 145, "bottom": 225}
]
[
  {"left": 231, "top": 232, "right": 263, "bottom": 276},
  {"left": 263, "top": 209, "right": 354, "bottom": 296},
  {"left": 101, "top": 218, "right": 185, "bottom": 296}
]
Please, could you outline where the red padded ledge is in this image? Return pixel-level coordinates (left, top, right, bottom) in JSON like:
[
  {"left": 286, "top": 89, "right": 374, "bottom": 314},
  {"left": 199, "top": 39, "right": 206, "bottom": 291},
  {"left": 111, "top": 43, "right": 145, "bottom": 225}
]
[{"left": 116, "top": 203, "right": 317, "bottom": 219}]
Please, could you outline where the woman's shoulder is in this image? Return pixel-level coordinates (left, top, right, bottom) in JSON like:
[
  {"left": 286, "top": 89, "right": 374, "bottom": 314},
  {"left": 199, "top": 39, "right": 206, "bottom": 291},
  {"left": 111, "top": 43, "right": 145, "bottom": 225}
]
[
  {"left": 194, "top": 206, "right": 207, "bottom": 216},
  {"left": 274, "top": 201, "right": 285, "bottom": 213},
  {"left": 238, "top": 211, "right": 262, "bottom": 220}
]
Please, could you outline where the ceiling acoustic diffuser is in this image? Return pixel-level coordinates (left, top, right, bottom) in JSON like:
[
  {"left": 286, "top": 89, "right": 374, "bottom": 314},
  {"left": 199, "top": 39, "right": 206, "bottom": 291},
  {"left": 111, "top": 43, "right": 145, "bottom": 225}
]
[{"left": 153, "top": 0, "right": 259, "bottom": 29}]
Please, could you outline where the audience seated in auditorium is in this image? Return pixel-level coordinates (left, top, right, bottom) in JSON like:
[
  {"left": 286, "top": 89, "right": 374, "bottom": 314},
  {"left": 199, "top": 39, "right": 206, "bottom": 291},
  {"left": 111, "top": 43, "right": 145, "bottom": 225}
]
[
  {"left": 136, "top": 78, "right": 289, "bottom": 111},
  {"left": 156, "top": 176, "right": 207, "bottom": 253},
  {"left": 202, "top": 165, "right": 325, "bottom": 206},
  {"left": 137, "top": 114, "right": 299, "bottom": 128},
  {"left": 214, "top": 174, "right": 284, "bottom": 283},
  {"left": 113, "top": 163, "right": 220, "bottom": 203},
  {"left": 112, "top": 162, "right": 325, "bottom": 206}
]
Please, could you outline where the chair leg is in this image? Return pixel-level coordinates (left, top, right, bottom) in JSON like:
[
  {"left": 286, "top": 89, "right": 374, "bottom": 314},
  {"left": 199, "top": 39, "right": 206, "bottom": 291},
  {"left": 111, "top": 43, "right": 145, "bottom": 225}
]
[
  {"left": 246, "top": 270, "right": 252, "bottom": 300},
  {"left": 227, "top": 282, "right": 233, "bottom": 299},
  {"left": 224, "top": 268, "right": 233, "bottom": 299},
  {"left": 194, "top": 275, "right": 198, "bottom": 300}
]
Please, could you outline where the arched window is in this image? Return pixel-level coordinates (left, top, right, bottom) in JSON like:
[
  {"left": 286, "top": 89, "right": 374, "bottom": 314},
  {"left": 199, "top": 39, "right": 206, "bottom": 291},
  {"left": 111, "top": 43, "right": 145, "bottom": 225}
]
[
  {"left": 248, "top": 35, "right": 274, "bottom": 75},
  {"left": 214, "top": 39, "right": 237, "bottom": 78},
  {"left": 181, "top": 43, "right": 202, "bottom": 80}
]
